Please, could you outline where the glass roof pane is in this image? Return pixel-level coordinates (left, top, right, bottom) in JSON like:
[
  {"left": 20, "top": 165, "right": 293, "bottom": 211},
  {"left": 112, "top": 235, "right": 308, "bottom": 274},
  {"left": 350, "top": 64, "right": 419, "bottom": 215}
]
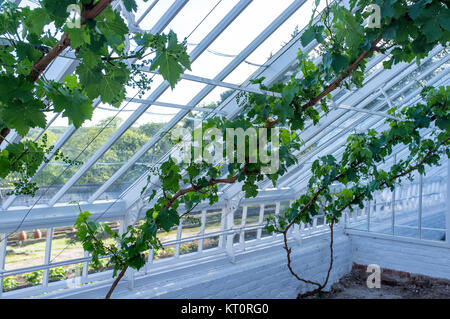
[
  {"left": 135, "top": 0, "right": 176, "bottom": 31},
  {"left": 157, "top": 79, "right": 207, "bottom": 105},
  {"left": 55, "top": 106, "right": 186, "bottom": 204},
  {"left": 3, "top": 0, "right": 449, "bottom": 211},
  {"left": 95, "top": 115, "right": 197, "bottom": 202}
]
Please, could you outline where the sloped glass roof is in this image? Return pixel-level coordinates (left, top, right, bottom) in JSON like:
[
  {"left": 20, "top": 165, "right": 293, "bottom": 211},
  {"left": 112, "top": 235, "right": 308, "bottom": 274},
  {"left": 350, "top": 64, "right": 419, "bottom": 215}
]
[{"left": 1, "top": 0, "right": 449, "bottom": 220}]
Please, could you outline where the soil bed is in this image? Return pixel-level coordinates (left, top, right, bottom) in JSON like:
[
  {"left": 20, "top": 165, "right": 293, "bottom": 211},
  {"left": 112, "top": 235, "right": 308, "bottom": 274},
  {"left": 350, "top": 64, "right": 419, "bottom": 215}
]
[{"left": 311, "top": 264, "right": 450, "bottom": 299}]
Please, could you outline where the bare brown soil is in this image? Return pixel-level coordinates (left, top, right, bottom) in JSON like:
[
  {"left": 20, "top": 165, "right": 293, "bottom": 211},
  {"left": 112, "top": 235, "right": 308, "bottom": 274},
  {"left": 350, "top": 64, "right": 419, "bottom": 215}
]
[{"left": 315, "top": 264, "right": 450, "bottom": 299}]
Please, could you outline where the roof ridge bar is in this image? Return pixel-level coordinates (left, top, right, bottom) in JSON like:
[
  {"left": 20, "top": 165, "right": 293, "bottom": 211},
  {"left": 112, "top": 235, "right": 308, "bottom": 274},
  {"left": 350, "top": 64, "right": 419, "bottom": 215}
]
[{"left": 141, "top": 69, "right": 283, "bottom": 97}]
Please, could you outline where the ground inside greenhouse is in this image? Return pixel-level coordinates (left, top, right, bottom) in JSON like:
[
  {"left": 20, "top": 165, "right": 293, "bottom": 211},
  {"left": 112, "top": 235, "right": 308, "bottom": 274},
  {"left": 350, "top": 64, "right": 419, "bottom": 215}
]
[{"left": 313, "top": 264, "right": 450, "bottom": 299}]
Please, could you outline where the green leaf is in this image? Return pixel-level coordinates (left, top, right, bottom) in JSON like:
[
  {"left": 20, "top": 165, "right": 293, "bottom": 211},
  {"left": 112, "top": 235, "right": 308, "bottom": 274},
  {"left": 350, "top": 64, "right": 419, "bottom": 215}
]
[
  {"left": 381, "top": 0, "right": 395, "bottom": 19},
  {"left": 65, "top": 25, "right": 91, "bottom": 48},
  {"left": 63, "top": 74, "right": 79, "bottom": 90},
  {"left": 156, "top": 208, "right": 180, "bottom": 232},
  {"left": 150, "top": 31, "right": 191, "bottom": 88},
  {"left": 300, "top": 27, "right": 316, "bottom": 47},
  {"left": 407, "top": 0, "right": 432, "bottom": 20},
  {"left": 0, "top": 76, "right": 46, "bottom": 136},
  {"left": 41, "top": 0, "right": 77, "bottom": 28},
  {"left": 47, "top": 85, "right": 93, "bottom": 128},
  {"left": 436, "top": 117, "right": 450, "bottom": 132},
  {"left": 97, "top": 7, "right": 128, "bottom": 47},
  {"left": 16, "top": 41, "right": 42, "bottom": 62},
  {"left": 438, "top": 8, "right": 450, "bottom": 32},
  {"left": 77, "top": 62, "right": 103, "bottom": 98},
  {"left": 331, "top": 53, "right": 349, "bottom": 74},
  {"left": 421, "top": 19, "right": 442, "bottom": 43},
  {"left": 0, "top": 150, "right": 11, "bottom": 179},
  {"left": 97, "top": 65, "right": 130, "bottom": 106},
  {"left": 300, "top": 25, "right": 324, "bottom": 47},
  {"left": 122, "top": 0, "right": 138, "bottom": 12},
  {"left": 24, "top": 8, "right": 51, "bottom": 35}
]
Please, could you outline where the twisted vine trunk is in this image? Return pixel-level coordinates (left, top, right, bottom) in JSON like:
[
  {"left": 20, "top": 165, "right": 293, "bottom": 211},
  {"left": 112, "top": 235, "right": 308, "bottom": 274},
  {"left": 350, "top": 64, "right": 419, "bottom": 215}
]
[
  {"left": 284, "top": 136, "right": 450, "bottom": 297},
  {"left": 281, "top": 218, "right": 335, "bottom": 299},
  {"left": 105, "top": 266, "right": 128, "bottom": 299}
]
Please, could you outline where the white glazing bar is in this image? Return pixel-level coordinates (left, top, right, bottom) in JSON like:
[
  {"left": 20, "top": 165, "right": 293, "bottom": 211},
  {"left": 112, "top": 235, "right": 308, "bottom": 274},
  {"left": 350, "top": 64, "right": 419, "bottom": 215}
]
[
  {"left": 336, "top": 104, "right": 404, "bottom": 121},
  {"left": 144, "top": 247, "right": 155, "bottom": 274},
  {"left": 290, "top": 199, "right": 302, "bottom": 246},
  {"left": 82, "top": 251, "right": 89, "bottom": 281},
  {"left": 297, "top": 73, "right": 450, "bottom": 192},
  {"left": 300, "top": 221, "right": 305, "bottom": 238},
  {"left": 148, "top": 0, "right": 189, "bottom": 35},
  {"left": 239, "top": 205, "right": 248, "bottom": 249},
  {"left": 136, "top": 0, "right": 159, "bottom": 24},
  {"left": 175, "top": 221, "right": 183, "bottom": 258},
  {"left": 142, "top": 69, "right": 282, "bottom": 98},
  {"left": 392, "top": 154, "right": 397, "bottom": 235},
  {"left": 447, "top": 158, "right": 450, "bottom": 246},
  {"left": 90, "top": 0, "right": 306, "bottom": 204},
  {"left": 419, "top": 174, "right": 423, "bottom": 239},
  {"left": 1, "top": 100, "right": 100, "bottom": 210},
  {"left": 288, "top": 74, "right": 450, "bottom": 194},
  {"left": 226, "top": 207, "right": 235, "bottom": 262},
  {"left": 42, "top": 228, "right": 54, "bottom": 288},
  {"left": 0, "top": 233, "right": 6, "bottom": 296},
  {"left": 367, "top": 200, "right": 371, "bottom": 232},
  {"left": 198, "top": 209, "right": 207, "bottom": 254},
  {"left": 124, "top": 97, "right": 228, "bottom": 114},
  {"left": 256, "top": 204, "right": 265, "bottom": 240},
  {"left": 279, "top": 49, "right": 450, "bottom": 190},
  {"left": 219, "top": 207, "right": 226, "bottom": 249},
  {"left": 273, "top": 202, "right": 280, "bottom": 240},
  {"left": 45, "top": 0, "right": 193, "bottom": 207},
  {"left": 273, "top": 44, "right": 447, "bottom": 190},
  {"left": 127, "top": 268, "right": 135, "bottom": 290}
]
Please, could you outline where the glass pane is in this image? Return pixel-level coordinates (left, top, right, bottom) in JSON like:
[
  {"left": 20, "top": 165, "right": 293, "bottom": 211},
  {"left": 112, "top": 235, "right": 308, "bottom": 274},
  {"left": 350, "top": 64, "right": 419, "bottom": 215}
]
[
  {"left": 420, "top": 158, "right": 447, "bottom": 241},
  {"left": 50, "top": 226, "right": 85, "bottom": 263},
  {"left": 245, "top": 204, "right": 260, "bottom": 241},
  {"left": 5, "top": 229, "right": 48, "bottom": 271},
  {"left": 179, "top": 241, "right": 199, "bottom": 256},
  {"left": 203, "top": 209, "right": 222, "bottom": 250},
  {"left": 155, "top": 221, "right": 178, "bottom": 259},
  {"left": 261, "top": 204, "right": 276, "bottom": 238}
]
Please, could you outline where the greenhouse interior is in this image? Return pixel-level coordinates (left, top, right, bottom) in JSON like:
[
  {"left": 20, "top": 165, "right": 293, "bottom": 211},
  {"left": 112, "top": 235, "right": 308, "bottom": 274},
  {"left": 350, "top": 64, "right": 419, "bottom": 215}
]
[{"left": 0, "top": 0, "right": 449, "bottom": 301}]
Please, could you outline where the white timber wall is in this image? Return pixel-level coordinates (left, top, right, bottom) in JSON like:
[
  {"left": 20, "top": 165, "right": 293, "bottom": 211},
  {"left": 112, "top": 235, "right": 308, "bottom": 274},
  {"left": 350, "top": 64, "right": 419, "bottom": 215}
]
[{"left": 349, "top": 233, "right": 450, "bottom": 280}]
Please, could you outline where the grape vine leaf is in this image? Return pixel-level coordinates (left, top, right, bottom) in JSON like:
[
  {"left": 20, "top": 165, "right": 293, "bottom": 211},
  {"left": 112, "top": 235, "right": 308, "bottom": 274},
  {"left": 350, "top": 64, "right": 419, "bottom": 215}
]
[
  {"left": 150, "top": 30, "right": 191, "bottom": 88},
  {"left": 47, "top": 85, "right": 94, "bottom": 128},
  {"left": 122, "top": 0, "right": 138, "bottom": 12},
  {"left": 65, "top": 25, "right": 91, "bottom": 49},
  {"left": 24, "top": 8, "right": 51, "bottom": 36},
  {"left": 97, "top": 7, "right": 129, "bottom": 47},
  {"left": 156, "top": 208, "right": 180, "bottom": 232},
  {"left": 41, "top": 0, "right": 77, "bottom": 28}
]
